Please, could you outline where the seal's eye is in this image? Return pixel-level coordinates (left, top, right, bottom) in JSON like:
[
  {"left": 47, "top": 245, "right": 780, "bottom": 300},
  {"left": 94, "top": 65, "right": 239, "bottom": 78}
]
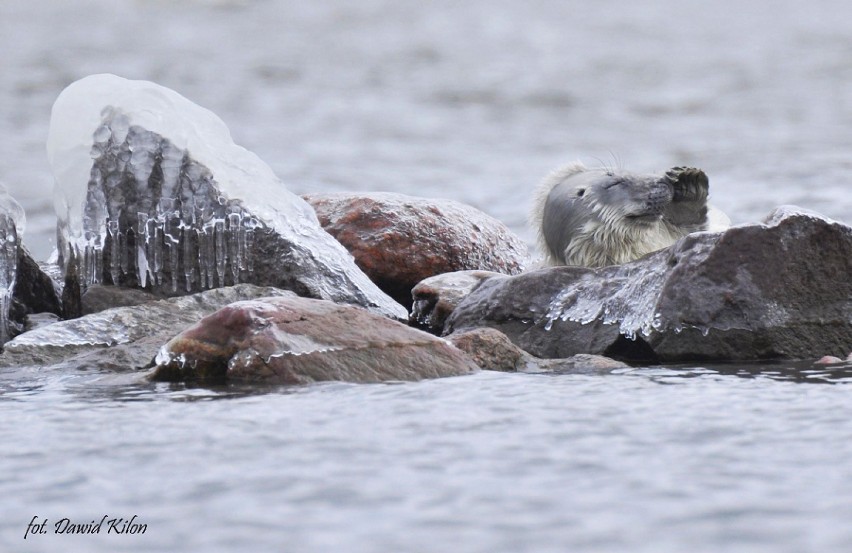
[{"left": 576, "top": 188, "right": 585, "bottom": 197}]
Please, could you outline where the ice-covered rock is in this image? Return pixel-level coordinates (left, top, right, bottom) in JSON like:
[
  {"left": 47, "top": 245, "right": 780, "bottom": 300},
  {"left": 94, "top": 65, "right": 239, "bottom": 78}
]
[
  {"left": 0, "top": 185, "right": 62, "bottom": 344},
  {"left": 304, "top": 192, "right": 528, "bottom": 308},
  {"left": 0, "top": 187, "right": 22, "bottom": 342},
  {"left": 446, "top": 207, "right": 852, "bottom": 362},
  {"left": 47, "top": 74, "right": 405, "bottom": 319}
]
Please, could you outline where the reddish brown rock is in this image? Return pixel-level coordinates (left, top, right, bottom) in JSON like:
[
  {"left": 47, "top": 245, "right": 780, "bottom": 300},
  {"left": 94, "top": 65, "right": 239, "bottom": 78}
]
[
  {"left": 447, "top": 327, "right": 627, "bottom": 373},
  {"left": 303, "top": 192, "right": 528, "bottom": 308},
  {"left": 815, "top": 353, "right": 852, "bottom": 365},
  {"left": 150, "top": 295, "right": 479, "bottom": 384}
]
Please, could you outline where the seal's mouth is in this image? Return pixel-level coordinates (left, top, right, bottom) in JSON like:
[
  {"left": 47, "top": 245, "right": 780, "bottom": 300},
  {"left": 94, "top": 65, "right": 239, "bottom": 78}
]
[{"left": 625, "top": 212, "right": 663, "bottom": 225}]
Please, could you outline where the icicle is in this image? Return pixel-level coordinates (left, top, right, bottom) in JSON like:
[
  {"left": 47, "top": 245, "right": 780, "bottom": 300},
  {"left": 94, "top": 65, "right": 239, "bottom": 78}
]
[
  {"left": 145, "top": 217, "right": 160, "bottom": 286},
  {"left": 93, "top": 243, "right": 103, "bottom": 284},
  {"left": 108, "top": 219, "right": 120, "bottom": 284},
  {"left": 244, "top": 217, "right": 260, "bottom": 272},
  {"left": 214, "top": 219, "right": 226, "bottom": 287},
  {"left": 196, "top": 227, "right": 207, "bottom": 289},
  {"left": 137, "top": 212, "right": 149, "bottom": 288},
  {"left": 159, "top": 142, "right": 182, "bottom": 199},
  {"left": 120, "top": 228, "right": 130, "bottom": 276},
  {"left": 181, "top": 225, "right": 194, "bottom": 292},
  {"left": 166, "top": 220, "right": 180, "bottom": 293},
  {"left": 227, "top": 212, "right": 241, "bottom": 283},
  {"left": 201, "top": 223, "right": 216, "bottom": 289}
]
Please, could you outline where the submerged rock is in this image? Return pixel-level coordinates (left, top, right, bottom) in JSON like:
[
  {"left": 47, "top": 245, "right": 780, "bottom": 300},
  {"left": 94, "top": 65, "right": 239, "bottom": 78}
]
[
  {"left": 304, "top": 192, "right": 528, "bottom": 308},
  {"left": 815, "top": 355, "right": 850, "bottom": 365},
  {"left": 47, "top": 74, "right": 405, "bottom": 320},
  {"left": 447, "top": 207, "right": 852, "bottom": 362},
  {"left": 150, "top": 295, "right": 479, "bottom": 384},
  {"left": 0, "top": 284, "right": 293, "bottom": 370},
  {"left": 447, "top": 327, "right": 627, "bottom": 373},
  {"left": 410, "top": 270, "right": 502, "bottom": 333}
]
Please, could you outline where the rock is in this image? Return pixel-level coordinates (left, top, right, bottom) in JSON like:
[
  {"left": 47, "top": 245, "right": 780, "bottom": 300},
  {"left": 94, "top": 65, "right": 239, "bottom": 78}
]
[
  {"left": 303, "top": 192, "right": 528, "bottom": 308},
  {"left": 150, "top": 295, "right": 479, "bottom": 384},
  {"left": 447, "top": 207, "right": 852, "bottom": 362},
  {"left": 23, "top": 313, "right": 61, "bottom": 333},
  {"left": 48, "top": 74, "right": 405, "bottom": 320},
  {"left": 8, "top": 247, "right": 64, "bottom": 331},
  {"left": 815, "top": 352, "right": 852, "bottom": 365},
  {"left": 447, "top": 327, "right": 530, "bottom": 372},
  {"left": 534, "top": 354, "right": 629, "bottom": 374},
  {"left": 815, "top": 355, "right": 845, "bottom": 365},
  {"left": 447, "top": 327, "right": 627, "bottom": 373},
  {"left": 0, "top": 284, "right": 294, "bottom": 370},
  {"left": 410, "top": 270, "right": 501, "bottom": 333},
  {"left": 0, "top": 185, "right": 62, "bottom": 344},
  {"left": 81, "top": 284, "right": 158, "bottom": 315}
]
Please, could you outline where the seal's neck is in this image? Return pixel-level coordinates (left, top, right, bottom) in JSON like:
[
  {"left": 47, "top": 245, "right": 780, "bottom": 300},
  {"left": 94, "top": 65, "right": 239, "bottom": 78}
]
[{"left": 562, "top": 219, "right": 682, "bottom": 267}]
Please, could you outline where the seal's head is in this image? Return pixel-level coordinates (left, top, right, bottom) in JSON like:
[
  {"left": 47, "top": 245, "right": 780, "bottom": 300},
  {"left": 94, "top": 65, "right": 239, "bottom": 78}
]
[{"left": 531, "top": 162, "right": 728, "bottom": 267}]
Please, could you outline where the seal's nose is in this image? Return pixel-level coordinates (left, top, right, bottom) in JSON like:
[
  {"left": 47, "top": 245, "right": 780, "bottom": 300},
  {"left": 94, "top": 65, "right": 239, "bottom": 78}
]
[{"left": 645, "top": 180, "right": 673, "bottom": 215}]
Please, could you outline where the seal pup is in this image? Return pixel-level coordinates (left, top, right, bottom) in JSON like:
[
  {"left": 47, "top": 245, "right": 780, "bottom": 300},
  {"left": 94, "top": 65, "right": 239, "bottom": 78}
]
[{"left": 531, "top": 162, "right": 729, "bottom": 267}]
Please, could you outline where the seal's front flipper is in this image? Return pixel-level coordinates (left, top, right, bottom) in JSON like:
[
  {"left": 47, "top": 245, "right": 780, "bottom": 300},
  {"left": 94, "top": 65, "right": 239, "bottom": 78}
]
[
  {"left": 662, "top": 166, "right": 709, "bottom": 229},
  {"left": 664, "top": 167, "right": 708, "bottom": 203}
]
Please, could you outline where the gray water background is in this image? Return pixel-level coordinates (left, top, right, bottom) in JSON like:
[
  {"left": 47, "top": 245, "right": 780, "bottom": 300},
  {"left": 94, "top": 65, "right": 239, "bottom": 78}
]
[{"left": 1, "top": 1, "right": 851, "bottom": 551}]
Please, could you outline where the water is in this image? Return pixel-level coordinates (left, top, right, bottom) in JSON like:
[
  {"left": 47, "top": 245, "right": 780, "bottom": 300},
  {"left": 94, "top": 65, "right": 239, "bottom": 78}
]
[
  {"left": 2, "top": 368, "right": 852, "bottom": 553},
  {"left": 1, "top": 0, "right": 852, "bottom": 551}
]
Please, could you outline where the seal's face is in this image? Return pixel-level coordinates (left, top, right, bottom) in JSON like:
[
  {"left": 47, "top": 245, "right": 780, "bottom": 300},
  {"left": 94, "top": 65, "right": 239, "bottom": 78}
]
[
  {"left": 551, "top": 168, "right": 675, "bottom": 239},
  {"left": 533, "top": 163, "right": 705, "bottom": 267},
  {"left": 575, "top": 170, "right": 673, "bottom": 228},
  {"left": 533, "top": 162, "right": 724, "bottom": 267}
]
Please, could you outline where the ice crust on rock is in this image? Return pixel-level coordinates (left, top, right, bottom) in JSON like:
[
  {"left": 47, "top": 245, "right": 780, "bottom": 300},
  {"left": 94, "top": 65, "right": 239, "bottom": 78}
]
[
  {"left": 0, "top": 185, "right": 25, "bottom": 342},
  {"left": 543, "top": 261, "right": 671, "bottom": 339},
  {"left": 47, "top": 74, "right": 405, "bottom": 318}
]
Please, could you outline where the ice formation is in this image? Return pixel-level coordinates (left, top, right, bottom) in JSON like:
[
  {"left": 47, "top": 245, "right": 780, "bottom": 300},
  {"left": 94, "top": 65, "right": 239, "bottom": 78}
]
[
  {"left": 542, "top": 260, "right": 672, "bottom": 340},
  {"left": 47, "top": 74, "right": 405, "bottom": 318},
  {"left": 0, "top": 185, "right": 25, "bottom": 343}
]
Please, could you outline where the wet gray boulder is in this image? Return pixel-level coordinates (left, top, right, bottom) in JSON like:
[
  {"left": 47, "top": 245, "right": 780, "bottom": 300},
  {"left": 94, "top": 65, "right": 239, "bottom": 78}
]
[
  {"left": 0, "top": 284, "right": 293, "bottom": 370},
  {"left": 48, "top": 74, "right": 405, "bottom": 320},
  {"left": 150, "top": 295, "right": 479, "bottom": 384},
  {"left": 447, "top": 207, "right": 852, "bottom": 362},
  {"left": 304, "top": 192, "right": 528, "bottom": 309}
]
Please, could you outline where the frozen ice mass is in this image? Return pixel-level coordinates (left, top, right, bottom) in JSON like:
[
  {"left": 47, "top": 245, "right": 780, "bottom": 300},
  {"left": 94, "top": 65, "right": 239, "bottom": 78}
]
[{"left": 47, "top": 74, "right": 405, "bottom": 319}]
